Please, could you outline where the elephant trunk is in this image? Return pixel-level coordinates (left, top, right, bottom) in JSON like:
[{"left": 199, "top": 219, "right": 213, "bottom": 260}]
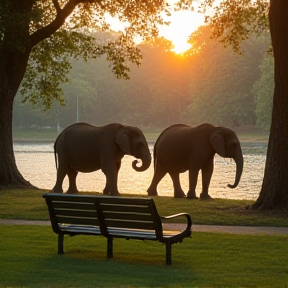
[
  {"left": 227, "top": 152, "right": 243, "bottom": 189},
  {"left": 132, "top": 154, "right": 151, "bottom": 172}
]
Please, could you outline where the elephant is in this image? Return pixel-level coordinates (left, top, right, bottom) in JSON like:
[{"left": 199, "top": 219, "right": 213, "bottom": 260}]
[
  {"left": 52, "top": 123, "right": 151, "bottom": 195},
  {"left": 147, "top": 123, "right": 243, "bottom": 199}
]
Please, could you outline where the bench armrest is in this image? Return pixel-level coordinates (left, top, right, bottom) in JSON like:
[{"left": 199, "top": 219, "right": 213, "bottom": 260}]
[
  {"left": 161, "top": 213, "right": 192, "bottom": 225},
  {"left": 160, "top": 213, "right": 192, "bottom": 235}
]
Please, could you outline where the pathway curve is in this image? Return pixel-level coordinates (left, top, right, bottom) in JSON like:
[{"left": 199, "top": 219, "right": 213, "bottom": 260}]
[{"left": 1, "top": 219, "right": 287, "bottom": 235}]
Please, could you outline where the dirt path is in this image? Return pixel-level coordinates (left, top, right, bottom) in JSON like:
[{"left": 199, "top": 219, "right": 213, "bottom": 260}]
[{"left": 1, "top": 219, "right": 287, "bottom": 235}]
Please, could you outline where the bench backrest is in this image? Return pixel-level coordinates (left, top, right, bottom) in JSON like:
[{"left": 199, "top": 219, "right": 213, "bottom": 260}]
[
  {"left": 95, "top": 196, "right": 163, "bottom": 238},
  {"left": 43, "top": 193, "right": 100, "bottom": 234},
  {"left": 43, "top": 193, "right": 163, "bottom": 238}
]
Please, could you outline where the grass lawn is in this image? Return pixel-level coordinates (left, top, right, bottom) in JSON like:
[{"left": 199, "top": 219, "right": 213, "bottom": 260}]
[
  {"left": 1, "top": 225, "right": 288, "bottom": 287},
  {"left": 1, "top": 188, "right": 288, "bottom": 287},
  {"left": 1, "top": 189, "right": 288, "bottom": 226}
]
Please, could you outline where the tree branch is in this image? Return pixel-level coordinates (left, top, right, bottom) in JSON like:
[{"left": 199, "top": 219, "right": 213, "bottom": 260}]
[
  {"left": 29, "top": 0, "right": 87, "bottom": 47},
  {"left": 52, "top": 0, "right": 61, "bottom": 13}
]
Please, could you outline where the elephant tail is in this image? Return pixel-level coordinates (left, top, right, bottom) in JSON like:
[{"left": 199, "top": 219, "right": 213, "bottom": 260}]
[
  {"left": 53, "top": 138, "right": 59, "bottom": 170},
  {"left": 152, "top": 140, "right": 157, "bottom": 170}
]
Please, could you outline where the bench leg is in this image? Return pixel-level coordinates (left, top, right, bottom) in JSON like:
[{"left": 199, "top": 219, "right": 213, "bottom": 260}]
[
  {"left": 107, "top": 236, "right": 113, "bottom": 258},
  {"left": 58, "top": 234, "right": 64, "bottom": 254},
  {"left": 165, "top": 242, "right": 172, "bottom": 265}
]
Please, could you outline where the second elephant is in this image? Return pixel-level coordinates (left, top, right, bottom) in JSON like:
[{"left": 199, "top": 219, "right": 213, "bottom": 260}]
[{"left": 147, "top": 123, "right": 243, "bottom": 199}]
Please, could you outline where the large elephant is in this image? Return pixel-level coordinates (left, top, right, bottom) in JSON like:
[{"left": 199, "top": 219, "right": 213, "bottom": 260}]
[
  {"left": 147, "top": 123, "right": 243, "bottom": 199},
  {"left": 52, "top": 123, "right": 151, "bottom": 195}
]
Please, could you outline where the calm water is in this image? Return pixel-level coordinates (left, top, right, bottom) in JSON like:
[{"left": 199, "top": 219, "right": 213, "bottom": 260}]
[{"left": 14, "top": 142, "right": 266, "bottom": 200}]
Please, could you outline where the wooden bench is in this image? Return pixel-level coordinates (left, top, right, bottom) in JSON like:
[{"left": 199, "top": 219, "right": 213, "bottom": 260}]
[{"left": 43, "top": 193, "right": 192, "bottom": 265}]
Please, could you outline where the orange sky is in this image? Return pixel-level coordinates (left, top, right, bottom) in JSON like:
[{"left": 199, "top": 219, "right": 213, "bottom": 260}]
[
  {"left": 159, "top": 9, "right": 205, "bottom": 54},
  {"left": 107, "top": 8, "right": 205, "bottom": 55}
]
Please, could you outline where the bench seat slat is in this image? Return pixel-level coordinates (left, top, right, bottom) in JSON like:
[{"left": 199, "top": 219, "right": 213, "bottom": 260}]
[
  {"left": 58, "top": 224, "right": 101, "bottom": 235},
  {"left": 102, "top": 212, "right": 154, "bottom": 222},
  {"left": 107, "top": 228, "right": 184, "bottom": 240},
  {"left": 107, "top": 228, "right": 157, "bottom": 240},
  {"left": 56, "top": 216, "right": 100, "bottom": 226},
  {"left": 104, "top": 219, "right": 155, "bottom": 230}
]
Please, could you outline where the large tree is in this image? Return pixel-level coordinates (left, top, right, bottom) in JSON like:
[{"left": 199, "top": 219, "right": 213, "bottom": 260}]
[
  {"left": 202, "top": 0, "right": 288, "bottom": 210},
  {"left": 0, "top": 0, "right": 172, "bottom": 188},
  {"left": 254, "top": 0, "right": 288, "bottom": 210}
]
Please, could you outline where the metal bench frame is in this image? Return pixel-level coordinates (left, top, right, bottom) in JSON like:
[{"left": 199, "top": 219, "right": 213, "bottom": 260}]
[{"left": 43, "top": 193, "right": 192, "bottom": 265}]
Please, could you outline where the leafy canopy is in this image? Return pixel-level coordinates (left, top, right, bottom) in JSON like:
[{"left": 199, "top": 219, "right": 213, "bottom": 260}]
[
  {"left": 0, "top": 0, "right": 270, "bottom": 110},
  {"left": 198, "top": 0, "right": 269, "bottom": 52},
  {"left": 1, "top": 0, "right": 193, "bottom": 110}
]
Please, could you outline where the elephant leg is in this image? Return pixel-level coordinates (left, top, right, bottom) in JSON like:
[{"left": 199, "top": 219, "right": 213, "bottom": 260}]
[
  {"left": 103, "top": 161, "right": 121, "bottom": 195},
  {"left": 52, "top": 163, "right": 67, "bottom": 193},
  {"left": 200, "top": 157, "right": 214, "bottom": 200},
  {"left": 147, "top": 168, "right": 166, "bottom": 196},
  {"left": 102, "top": 162, "right": 121, "bottom": 196},
  {"left": 186, "top": 167, "right": 199, "bottom": 199},
  {"left": 67, "top": 168, "right": 79, "bottom": 194},
  {"left": 169, "top": 172, "right": 186, "bottom": 198}
]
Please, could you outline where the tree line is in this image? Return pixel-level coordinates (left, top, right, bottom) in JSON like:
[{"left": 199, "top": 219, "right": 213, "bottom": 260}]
[{"left": 13, "top": 27, "right": 272, "bottom": 132}]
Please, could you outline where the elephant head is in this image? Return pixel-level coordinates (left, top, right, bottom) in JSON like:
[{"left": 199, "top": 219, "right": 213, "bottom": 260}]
[
  {"left": 116, "top": 126, "right": 151, "bottom": 172},
  {"left": 210, "top": 127, "right": 243, "bottom": 189}
]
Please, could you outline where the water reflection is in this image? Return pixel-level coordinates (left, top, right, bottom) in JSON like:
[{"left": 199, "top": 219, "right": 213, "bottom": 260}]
[{"left": 14, "top": 142, "right": 266, "bottom": 200}]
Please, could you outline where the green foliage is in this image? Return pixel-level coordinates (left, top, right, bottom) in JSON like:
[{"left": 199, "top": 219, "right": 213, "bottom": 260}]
[
  {"left": 187, "top": 26, "right": 268, "bottom": 127},
  {"left": 14, "top": 37, "right": 192, "bottom": 129},
  {"left": 2, "top": 1, "right": 274, "bottom": 129},
  {"left": 2, "top": 1, "right": 274, "bottom": 130},
  {"left": 13, "top": 28, "right": 274, "bottom": 130},
  {"left": 1, "top": 0, "right": 183, "bottom": 110},
  {"left": 201, "top": 0, "right": 269, "bottom": 53}
]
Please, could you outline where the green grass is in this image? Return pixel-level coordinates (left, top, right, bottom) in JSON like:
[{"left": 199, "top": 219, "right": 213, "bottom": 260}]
[
  {"left": 1, "top": 189, "right": 288, "bottom": 227},
  {"left": 1, "top": 188, "right": 288, "bottom": 287},
  {"left": 12, "top": 127, "right": 270, "bottom": 143},
  {"left": 13, "top": 128, "right": 59, "bottom": 142},
  {"left": 1, "top": 225, "right": 288, "bottom": 287},
  {"left": 234, "top": 128, "right": 269, "bottom": 142}
]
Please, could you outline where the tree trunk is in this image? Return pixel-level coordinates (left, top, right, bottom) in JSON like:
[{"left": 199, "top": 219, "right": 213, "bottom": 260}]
[
  {"left": 0, "top": 1, "right": 34, "bottom": 188},
  {"left": 252, "top": 0, "right": 288, "bottom": 210},
  {"left": 0, "top": 0, "right": 80, "bottom": 189},
  {"left": 0, "top": 47, "right": 36, "bottom": 188},
  {"left": 0, "top": 95, "right": 34, "bottom": 188}
]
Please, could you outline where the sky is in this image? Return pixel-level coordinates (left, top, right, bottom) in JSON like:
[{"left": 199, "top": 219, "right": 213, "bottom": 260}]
[
  {"left": 107, "top": 6, "right": 205, "bottom": 55},
  {"left": 159, "top": 9, "right": 205, "bottom": 54}
]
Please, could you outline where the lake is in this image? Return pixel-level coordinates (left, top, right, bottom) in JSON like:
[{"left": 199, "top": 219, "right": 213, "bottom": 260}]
[{"left": 14, "top": 142, "right": 267, "bottom": 200}]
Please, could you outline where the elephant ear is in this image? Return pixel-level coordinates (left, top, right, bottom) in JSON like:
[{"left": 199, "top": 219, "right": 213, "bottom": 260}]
[
  {"left": 115, "top": 131, "right": 132, "bottom": 155},
  {"left": 210, "top": 132, "right": 226, "bottom": 157}
]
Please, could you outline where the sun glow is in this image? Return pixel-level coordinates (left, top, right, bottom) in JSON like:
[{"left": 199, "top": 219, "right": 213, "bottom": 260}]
[
  {"left": 106, "top": 9, "right": 205, "bottom": 55},
  {"left": 159, "top": 10, "right": 205, "bottom": 54}
]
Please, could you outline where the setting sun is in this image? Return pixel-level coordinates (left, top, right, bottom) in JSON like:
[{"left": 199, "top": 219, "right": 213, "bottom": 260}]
[
  {"left": 159, "top": 10, "right": 205, "bottom": 54},
  {"left": 107, "top": 8, "right": 204, "bottom": 55}
]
